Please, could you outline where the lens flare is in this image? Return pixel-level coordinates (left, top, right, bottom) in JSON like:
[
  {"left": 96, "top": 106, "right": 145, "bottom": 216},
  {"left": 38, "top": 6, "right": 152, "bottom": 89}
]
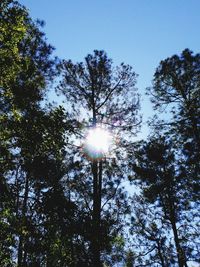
[{"left": 84, "top": 127, "right": 112, "bottom": 159}]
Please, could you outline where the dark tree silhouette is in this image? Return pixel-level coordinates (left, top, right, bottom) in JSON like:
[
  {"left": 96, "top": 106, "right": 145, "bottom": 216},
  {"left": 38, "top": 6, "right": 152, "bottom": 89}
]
[
  {"left": 130, "top": 136, "right": 199, "bottom": 266},
  {"left": 148, "top": 49, "right": 200, "bottom": 200},
  {"left": 58, "top": 50, "right": 141, "bottom": 266},
  {"left": 1, "top": 3, "right": 199, "bottom": 265}
]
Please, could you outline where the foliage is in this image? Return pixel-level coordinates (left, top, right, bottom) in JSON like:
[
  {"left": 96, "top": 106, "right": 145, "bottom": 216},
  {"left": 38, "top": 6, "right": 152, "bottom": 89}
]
[
  {"left": 57, "top": 50, "right": 141, "bottom": 266},
  {"left": 0, "top": 2, "right": 199, "bottom": 266},
  {"left": 128, "top": 49, "right": 200, "bottom": 267}
]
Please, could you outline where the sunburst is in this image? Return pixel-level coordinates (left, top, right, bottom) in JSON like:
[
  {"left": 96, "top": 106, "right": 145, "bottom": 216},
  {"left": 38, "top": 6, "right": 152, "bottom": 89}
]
[{"left": 84, "top": 127, "right": 112, "bottom": 159}]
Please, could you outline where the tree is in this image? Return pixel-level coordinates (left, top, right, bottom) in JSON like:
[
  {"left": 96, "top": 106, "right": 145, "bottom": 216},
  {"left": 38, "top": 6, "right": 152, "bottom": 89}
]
[
  {"left": 0, "top": 1, "right": 62, "bottom": 265},
  {"left": 148, "top": 49, "right": 200, "bottom": 199},
  {"left": 0, "top": 0, "right": 55, "bottom": 194},
  {"left": 57, "top": 50, "right": 141, "bottom": 266},
  {"left": 13, "top": 106, "right": 73, "bottom": 266},
  {"left": 130, "top": 136, "right": 199, "bottom": 266},
  {"left": 138, "top": 49, "right": 200, "bottom": 265},
  {"left": 129, "top": 194, "right": 174, "bottom": 266},
  {"left": 0, "top": 1, "right": 30, "bottom": 263},
  {"left": 0, "top": 0, "right": 27, "bottom": 204}
]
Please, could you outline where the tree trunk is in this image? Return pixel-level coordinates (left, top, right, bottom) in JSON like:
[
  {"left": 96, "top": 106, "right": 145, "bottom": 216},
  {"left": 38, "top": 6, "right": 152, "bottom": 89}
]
[
  {"left": 17, "top": 173, "right": 29, "bottom": 267},
  {"left": 167, "top": 196, "right": 188, "bottom": 267},
  {"left": 91, "top": 95, "right": 102, "bottom": 266},
  {"left": 92, "top": 160, "right": 101, "bottom": 267},
  {"left": 156, "top": 241, "right": 166, "bottom": 267}
]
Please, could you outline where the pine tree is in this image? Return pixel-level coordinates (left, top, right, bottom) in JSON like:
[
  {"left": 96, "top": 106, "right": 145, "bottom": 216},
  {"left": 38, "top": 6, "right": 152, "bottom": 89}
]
[
  {"left": 57, "top": 50, "right": 141, "bottom": 266},
  {"left": 148, "top": 49, "right": 200, "bottom": 200},
  {"left": 130, "top": 136, "right": 199, "bottom": 266}
]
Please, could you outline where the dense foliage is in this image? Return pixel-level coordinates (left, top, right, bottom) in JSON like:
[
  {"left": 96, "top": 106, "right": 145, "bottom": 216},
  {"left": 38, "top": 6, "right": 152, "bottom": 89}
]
[{"left": 0, "top": 1, "right": 199, "bottom": 267}]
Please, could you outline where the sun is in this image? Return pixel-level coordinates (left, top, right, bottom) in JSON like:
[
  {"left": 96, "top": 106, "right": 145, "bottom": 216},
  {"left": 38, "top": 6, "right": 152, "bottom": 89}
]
[{"left": 84, "top": 127, "right": 112, "bottom": 159}]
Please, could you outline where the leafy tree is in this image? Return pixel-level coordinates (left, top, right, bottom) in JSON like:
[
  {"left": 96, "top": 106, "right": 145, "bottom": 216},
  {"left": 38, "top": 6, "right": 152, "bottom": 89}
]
[
  {"left": 136, "top": 49, "right": 200, "bottom": 266},
  {"left": 0, "top": 1, "right": 28, "bottom": 264},
  {"left": 3, "top": 3, "right": 199, "bottom": 267},
  {"left": 148, "top": 49, "right": 200, "bottom": 199},
  {"left": 0, "top": 0, "right": 55, "bottom": 195},
  {"left": 13, "top": 107, "right": 73, "bottom": 266},
  {"left": 0, "top": 0, "right": 26, "bottom": 204},
  {"left": 0, "top": 1, "right": 62, "bottom": 266},
  {"left": 130, "top": 136, "right": 199, "bottom": 266},
  {"left": 149, "top": 49, "right": 200, "bottom": 141},
  {"left": 129, "top": 194, "right": 174, "bottom": 266},
  {"left": 0, "top": 0, "right": 26, "bottom": 89},
  {"left": 57, "top": 50, "right": 141, "bottom": 266}
]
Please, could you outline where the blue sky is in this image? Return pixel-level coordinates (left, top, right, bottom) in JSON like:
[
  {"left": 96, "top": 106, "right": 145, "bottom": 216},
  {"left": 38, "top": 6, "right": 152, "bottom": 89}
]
[{"left": 20, "top": 0, "right": 200, "bottom": 136}]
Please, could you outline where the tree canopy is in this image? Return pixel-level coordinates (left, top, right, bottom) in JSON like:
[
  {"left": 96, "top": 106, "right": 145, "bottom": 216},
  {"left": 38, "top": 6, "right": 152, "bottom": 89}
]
[{"left": 0, "top": 1, "right": 199, "bottom": 267}]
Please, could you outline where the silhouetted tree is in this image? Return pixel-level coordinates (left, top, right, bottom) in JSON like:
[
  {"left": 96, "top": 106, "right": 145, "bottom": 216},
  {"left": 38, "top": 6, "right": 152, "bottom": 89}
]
[
  {"left": 148, "top": 49, "right": 200, "bottom": 200},
  {"left": 129, "top": 194, "right": 174, "bottom": 266},
  {"left": 58, "top": 50, "right": 141, "bottom": 266},
  {"left": 0, "top": 1, "right": 66, "bottom": 265},
  {"left": 130, "top": 136, "right": 199, "bottom": 266}
]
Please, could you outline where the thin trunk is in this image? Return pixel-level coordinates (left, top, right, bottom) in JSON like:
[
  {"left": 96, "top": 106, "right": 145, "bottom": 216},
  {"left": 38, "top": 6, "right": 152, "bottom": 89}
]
[
  {"left": 167, "top": 196, "right": 188, "bottom": 267},
  {"left": 17, "top": 238, "right": 23, "bottom": 267},
  {"left": 170, "top": 216, "right": 187, "bottom": 267},
  {"left": 17, "top": 173, "right": 29, "bottom": 267},
  {"left": 97, "top": 160, "right": 102, "bottom": 261},
  {"left": 91, "top": 89, "right": 102, "bottom": 267},
  {"left": 92, "top": 160, "right": 101, "bottom": 267},
  {"left": 156, "top": 240, "right": 166, "bottom": 267},
  {"left": 15, "top": 166, "right": 19, "bottom": 217},
  {"left": 98, "top": 160, "right": 102, "bottom": 221}
]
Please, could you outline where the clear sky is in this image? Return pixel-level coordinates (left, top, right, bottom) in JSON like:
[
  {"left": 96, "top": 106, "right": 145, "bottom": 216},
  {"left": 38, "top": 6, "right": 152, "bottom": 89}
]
[{"left": 20, "top": 0, "right": 200, "bottom": 136}]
